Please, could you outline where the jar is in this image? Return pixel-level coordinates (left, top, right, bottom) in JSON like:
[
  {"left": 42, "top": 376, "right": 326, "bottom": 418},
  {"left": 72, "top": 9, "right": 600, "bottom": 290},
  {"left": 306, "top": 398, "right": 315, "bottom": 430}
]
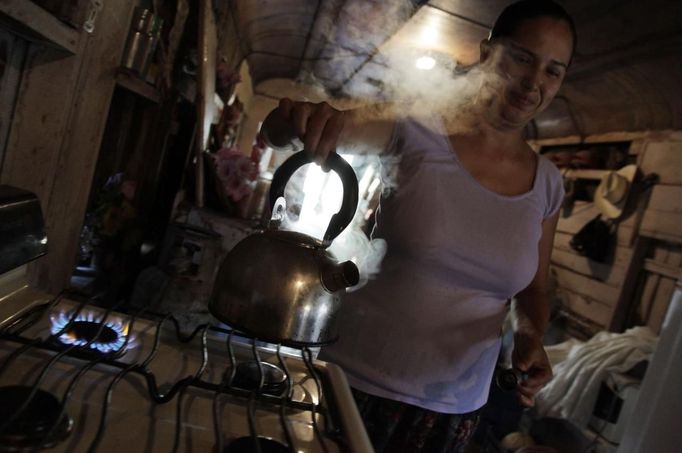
[{"left": 121, "top": 8, "right": 163, "bottom": 77}]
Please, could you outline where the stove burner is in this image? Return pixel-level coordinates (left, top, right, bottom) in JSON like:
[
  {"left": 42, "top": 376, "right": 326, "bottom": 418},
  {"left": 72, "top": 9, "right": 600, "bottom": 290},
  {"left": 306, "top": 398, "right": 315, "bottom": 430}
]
[
  {"left": 50, "top": 311, "right": 137, "bottom": 353},
  {"left": 68, "top": 320, "right": 118, "bottom": 343},
  {"left": 225, "top": 436, "right": 289, "bottom": 453},
  {"left": 232, "top": 361, "right": 287, "bottom": 395},
  {"left": 0, "top": 386, "right": 72, "bottom": 451}
]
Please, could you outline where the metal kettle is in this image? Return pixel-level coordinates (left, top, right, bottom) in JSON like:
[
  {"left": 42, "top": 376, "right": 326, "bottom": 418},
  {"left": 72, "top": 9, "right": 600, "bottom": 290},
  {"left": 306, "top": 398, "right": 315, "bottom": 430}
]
[{"left": 209, "top": 151, "right": 360, "bottom": 346}]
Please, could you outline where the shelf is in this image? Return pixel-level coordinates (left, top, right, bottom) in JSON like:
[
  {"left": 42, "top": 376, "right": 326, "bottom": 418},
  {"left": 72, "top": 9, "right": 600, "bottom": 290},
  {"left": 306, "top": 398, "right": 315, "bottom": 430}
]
[
  {"left": 0, "top": 0, "right": 79, "bottom": 54},
  {"left": 644, "top": 258, "right": 682, "bottom": 280},
  {"left": 115, "top": 69, "right": 161, "bottom": 104},
  {"left": 563, "top": 169, "right": 612, "bottom": 181}
]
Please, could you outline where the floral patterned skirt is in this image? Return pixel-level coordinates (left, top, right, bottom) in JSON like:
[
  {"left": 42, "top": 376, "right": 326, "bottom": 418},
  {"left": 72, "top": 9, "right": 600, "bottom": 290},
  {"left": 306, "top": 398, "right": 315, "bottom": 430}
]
[{"left": 352, "top": 388, "right": 480, "bottom": 453}]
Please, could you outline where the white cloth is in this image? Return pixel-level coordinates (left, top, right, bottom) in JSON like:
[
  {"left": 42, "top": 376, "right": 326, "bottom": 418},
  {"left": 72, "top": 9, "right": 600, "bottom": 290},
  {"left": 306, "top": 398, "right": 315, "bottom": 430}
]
[{"left": 536, "top": 327, "right": 658, "bottom": 427}]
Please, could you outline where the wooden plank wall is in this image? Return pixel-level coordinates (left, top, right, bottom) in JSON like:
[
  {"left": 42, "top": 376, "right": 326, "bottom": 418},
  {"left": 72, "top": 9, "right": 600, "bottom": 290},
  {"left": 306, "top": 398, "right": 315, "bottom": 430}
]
[
  {"left": 533, "top": 132, "right": 682, "bottom": 337},
  {"left": 549, "top": 166, "right": 641, "bottom": 334},
  {"left": 0, "top": 0, "right": 138, "bottom": 292},
  {"left": 635, "top": 139, "right": 682, "bottom": 332},
  {"left": 640, "top": 142, "right": 682, "bottom": 243},
  {"left": 0, "top": 41, "right": 84, "bottom": 214},
  {"left": 635, "top": 243, "right": 682, "bottom": 332},
  {"left": 36, "top": 1, "right": 137, "bottom": 292},
  {"left": 0, "top": 30, "right": 26, "bottom": 167}
]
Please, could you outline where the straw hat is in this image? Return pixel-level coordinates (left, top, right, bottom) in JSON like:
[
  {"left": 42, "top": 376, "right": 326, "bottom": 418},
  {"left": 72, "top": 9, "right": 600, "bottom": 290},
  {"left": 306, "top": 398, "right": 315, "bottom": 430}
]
[{"left": 594, "top": 165, "right": 638, "bottom": 219}]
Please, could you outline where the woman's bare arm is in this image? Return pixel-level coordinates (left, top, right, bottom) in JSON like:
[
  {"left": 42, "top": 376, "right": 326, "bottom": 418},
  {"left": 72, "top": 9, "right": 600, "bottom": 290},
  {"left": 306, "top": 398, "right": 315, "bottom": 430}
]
[
  {"left": 510, "top": 210, "right": 560, "bottom": 406},
  {"left": 261, "top": 98, "right": 396, "bottom": 164}
]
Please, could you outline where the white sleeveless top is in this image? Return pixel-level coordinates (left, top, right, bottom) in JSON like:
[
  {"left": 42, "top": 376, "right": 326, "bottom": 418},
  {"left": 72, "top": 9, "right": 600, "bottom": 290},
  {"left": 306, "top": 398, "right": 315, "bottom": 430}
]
[{"left": 320, "top": 116, "right": 564, "bottom": 413}]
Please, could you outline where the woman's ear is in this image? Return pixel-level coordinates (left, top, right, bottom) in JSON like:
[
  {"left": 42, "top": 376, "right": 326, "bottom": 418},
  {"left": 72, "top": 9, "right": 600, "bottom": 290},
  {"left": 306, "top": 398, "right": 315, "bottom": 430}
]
[{"left": 480, "top": 39, "right": 492, "bottom": 63}]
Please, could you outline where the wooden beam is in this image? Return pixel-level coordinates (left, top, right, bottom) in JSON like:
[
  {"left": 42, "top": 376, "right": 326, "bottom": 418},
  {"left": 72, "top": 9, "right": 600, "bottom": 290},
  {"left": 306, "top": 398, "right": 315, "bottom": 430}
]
[
  {"left": 556, "top": 287, "right": 613, "bottom": 327},
  {"left": 29, "top": 0, "right": 136, "bottom": 292},
  {"left": 640, "top": 210, "right": 682, "bottom": 244},
  {"left": 647, "top": 277, "right": 676, "bottom": 333},
  {"left": 551, "top": 247, "right": 629, "bottom": 287},
  {"left": 562, "top": 169, "right": 612, "bottom": 181},
  {"left": 115, "top": 69, "right": 161, "bottom": 104},
  {"left": 638, "top": 273, "right": 661, "bottom": 326},
  {"left": 1, "top": 43, "right": 84, "bottom": 214},
  {"left": 557, "top": 201, "right": 637, "bottom": 247},
  {"left": 551, "top": 266, "right": 620, "bottom": 306},
  {"left": 647, "top": 185, "right": 682, "bottom": 214},
  {"left": 0, "top": 0, "right": 80, "bottom": 54},
  {"left": 553, "top": 232, "right": 634, "bottom": 267},
  {"left": 0, "top": 29, "right": 27, "bottom": 174},
  {"left": 195, "top": 0, "right": 218, "bottom": 207},
  {"left": 644, "top": 259, "right": 682, "bottom": 280},
  {"left": 530, "top": 130, "right": 682, "bottom": 148},
  {"left": 640, "top": 141, "right": 682, "bottom": 185},
  {"left": 608, "top": 237, "right": 650, "bottom": 332}
]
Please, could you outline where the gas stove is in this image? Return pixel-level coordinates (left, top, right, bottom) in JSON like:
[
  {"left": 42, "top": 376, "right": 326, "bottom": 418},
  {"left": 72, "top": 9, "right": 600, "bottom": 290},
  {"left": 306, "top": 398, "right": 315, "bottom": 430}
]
[
  {"left": 0, "top": 185, "right": 371, "bottom": 452},
  {"left": 0, "top": 282, "right": 371, "bottom": 452}
]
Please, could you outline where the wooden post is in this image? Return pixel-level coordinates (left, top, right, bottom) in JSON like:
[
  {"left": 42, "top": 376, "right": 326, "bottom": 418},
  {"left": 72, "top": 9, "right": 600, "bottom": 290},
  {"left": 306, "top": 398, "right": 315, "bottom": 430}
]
[{"left": 195, "top": 0, "right": 218, "bottom": 207}]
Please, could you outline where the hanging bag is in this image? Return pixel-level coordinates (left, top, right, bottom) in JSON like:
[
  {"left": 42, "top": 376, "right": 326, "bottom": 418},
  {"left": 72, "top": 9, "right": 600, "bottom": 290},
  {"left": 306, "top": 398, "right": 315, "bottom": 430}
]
[{"left": 569, "top": 214, "right": 614, "bottom": 263}]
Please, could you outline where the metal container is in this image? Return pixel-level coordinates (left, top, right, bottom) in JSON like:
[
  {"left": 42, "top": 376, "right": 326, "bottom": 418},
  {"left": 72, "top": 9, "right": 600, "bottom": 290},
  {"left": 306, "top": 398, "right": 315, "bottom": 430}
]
[
  {"left": 0, "top": 185, "right": 47, "bottom": 274},
  {"left": 121, "top": 8, "right": 163, "bottom": 77},
  {"left": 210, "top": 152, "right": 360, "bottom": 346}
]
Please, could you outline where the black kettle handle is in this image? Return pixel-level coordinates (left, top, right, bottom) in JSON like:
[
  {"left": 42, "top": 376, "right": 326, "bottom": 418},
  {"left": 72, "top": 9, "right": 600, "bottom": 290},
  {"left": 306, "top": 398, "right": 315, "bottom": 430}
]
[{"left": 269, "top": 151, "right": 359, "bottom": 243}]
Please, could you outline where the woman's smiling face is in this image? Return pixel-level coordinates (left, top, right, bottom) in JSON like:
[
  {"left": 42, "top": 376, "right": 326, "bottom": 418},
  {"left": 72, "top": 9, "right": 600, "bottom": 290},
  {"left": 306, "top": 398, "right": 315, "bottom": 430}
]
[{"left": 480, "top": 16, "right": 574, "bottom": 129}]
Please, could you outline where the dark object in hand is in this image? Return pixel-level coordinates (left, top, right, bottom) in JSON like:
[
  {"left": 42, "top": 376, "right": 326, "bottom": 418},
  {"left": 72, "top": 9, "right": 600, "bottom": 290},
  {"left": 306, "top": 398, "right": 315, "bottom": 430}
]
[{"left": 496, "top": 368, "right": 528, "bottom": 392}]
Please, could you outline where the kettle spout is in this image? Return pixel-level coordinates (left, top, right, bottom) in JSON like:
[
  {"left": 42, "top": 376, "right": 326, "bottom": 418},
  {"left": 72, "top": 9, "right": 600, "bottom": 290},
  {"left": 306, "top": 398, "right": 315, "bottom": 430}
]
[{"left": 321, "top": 261, "right": 360, "bottom": 292}]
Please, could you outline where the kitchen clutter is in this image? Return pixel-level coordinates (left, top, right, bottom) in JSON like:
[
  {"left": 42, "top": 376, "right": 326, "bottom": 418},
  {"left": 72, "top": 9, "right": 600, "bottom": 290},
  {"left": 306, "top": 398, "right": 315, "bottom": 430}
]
[{"left": 535, "top": 326, "right": 657, "bottom": 428}]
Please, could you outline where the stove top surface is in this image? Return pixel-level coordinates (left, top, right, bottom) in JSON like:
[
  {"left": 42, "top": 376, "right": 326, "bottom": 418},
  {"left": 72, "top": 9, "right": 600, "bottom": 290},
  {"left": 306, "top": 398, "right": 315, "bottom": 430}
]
[{"left": 0, "top": 289, "right": 371, "bottom": 452}]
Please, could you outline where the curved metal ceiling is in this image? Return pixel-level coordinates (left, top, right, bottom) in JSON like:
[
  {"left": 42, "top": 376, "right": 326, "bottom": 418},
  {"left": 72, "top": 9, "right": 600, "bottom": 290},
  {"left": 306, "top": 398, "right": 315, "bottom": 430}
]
[{"left": 217, "top": 0, "right": 682, "bottom": 137}]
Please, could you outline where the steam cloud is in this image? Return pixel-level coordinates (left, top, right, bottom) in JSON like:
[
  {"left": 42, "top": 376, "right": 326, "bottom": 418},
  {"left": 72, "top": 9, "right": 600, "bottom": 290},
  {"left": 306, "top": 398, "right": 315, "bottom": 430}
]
[{"left": 266, "top": 0, "right": 506, "bottom": 289}]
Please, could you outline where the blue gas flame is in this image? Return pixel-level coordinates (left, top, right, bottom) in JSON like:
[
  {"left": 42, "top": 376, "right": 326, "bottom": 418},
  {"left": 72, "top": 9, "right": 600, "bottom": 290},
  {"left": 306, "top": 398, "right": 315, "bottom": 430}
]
[{"left": 50, "top": 311, "right": 137, "bottom": 353}]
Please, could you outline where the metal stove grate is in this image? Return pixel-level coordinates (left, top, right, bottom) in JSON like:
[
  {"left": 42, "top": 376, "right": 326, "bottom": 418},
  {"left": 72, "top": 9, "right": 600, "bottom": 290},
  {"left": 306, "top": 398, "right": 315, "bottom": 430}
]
[{"left": 0, "top": 291, "right": 345, "bottom": 453}]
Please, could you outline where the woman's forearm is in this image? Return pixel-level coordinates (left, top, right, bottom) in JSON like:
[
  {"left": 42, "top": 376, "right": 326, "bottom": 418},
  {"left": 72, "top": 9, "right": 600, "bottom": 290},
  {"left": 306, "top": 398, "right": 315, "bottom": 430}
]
[{"left": 511, "top": 288, "right": 550, "bottom": 340}]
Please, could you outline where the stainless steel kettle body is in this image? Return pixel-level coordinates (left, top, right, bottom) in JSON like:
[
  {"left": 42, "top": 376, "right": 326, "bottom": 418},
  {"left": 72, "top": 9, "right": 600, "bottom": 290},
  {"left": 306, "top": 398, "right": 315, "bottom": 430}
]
[{"left": 210, "top": 152, "right": 360, "bottom": 346}]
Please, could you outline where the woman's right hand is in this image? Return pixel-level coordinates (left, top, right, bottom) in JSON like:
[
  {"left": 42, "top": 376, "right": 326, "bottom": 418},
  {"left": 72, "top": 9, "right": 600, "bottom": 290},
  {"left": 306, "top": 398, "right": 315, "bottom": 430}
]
[{"left": 267, "top": 98, "right": 347, "bottom": 166}]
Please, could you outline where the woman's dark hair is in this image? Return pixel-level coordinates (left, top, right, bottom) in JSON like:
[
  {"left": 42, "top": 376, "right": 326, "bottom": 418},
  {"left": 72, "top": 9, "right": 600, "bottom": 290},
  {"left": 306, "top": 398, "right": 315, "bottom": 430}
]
[{"left": 490, "top": 0, "right": 577, "bottom": 63}]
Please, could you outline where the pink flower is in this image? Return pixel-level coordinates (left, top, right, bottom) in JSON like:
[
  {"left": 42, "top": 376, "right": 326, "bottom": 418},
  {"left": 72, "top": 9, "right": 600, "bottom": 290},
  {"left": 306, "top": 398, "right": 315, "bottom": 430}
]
[
  {"left": 216, "top": 147, "right": 241, "bottom": 160},
  {"left": 225, "top": 173, "right": 251, "bottom": 202},
  {"left": 215, "top": 158, "right": 232, "bottom": 181},
  {"left": 238, "top": 158, "right": 257, "bottom": 181},
  {"left": 212, "top": 147, "right": 259, "bottom": 204}
]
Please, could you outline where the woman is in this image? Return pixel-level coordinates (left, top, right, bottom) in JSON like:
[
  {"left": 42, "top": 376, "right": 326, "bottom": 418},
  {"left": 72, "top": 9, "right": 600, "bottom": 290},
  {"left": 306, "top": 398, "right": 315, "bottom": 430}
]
[{"left": 262, "top": 1, "right": 576, "bottom": 451}]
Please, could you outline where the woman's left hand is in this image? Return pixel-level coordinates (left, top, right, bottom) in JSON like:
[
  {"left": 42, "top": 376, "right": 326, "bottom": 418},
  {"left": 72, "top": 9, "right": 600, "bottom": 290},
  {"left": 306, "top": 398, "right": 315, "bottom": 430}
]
[{"left": 511, "top": 332, "right": 553, "bottom": 407}]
